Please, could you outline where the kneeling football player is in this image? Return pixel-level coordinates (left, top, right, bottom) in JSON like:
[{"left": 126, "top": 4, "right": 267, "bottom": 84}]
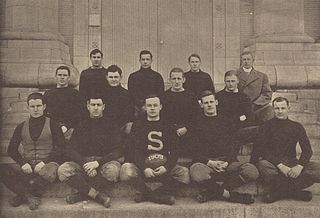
[{"left": 120, "top": 95, "right": 190, "bottom": 205}]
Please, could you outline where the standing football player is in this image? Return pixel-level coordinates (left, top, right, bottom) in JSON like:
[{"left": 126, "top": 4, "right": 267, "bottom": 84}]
[{"left": 120, "top": 95, "right": 190, "bottom": 205}]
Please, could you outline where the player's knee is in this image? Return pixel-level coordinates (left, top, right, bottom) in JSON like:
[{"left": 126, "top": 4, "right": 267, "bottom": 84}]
[
  {"left": 190, "top": 163, "right": 210, "bottom": 183},
  {"left": 39, "top": 162, "right": 59, "bottom": 183},
  {"left": 100, "top": 161, "right": 121, "bottom": 182},
  {"left": 239, "top": 163, "right": 259, "bottom": 182},
  {"left": 57, "top": 162, "right": 77, "bottom": 182},
  {"left": 120, "top": 163, "right": 138, "bottom": 182},
  {"left": 172, "top": 166, "right": 190, "bottom": 184}
]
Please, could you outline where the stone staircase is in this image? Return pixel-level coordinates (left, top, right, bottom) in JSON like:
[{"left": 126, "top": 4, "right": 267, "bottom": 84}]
[{"left": 1, "top": 88, "right": 320, "bottom": 217}]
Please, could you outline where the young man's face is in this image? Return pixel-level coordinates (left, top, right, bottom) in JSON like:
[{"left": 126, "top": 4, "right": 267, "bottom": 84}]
[
  {"left": 28, "top": 99, "right": 46, "bottom": 118},
  {"left": 189, "top": 56, "right": 201, "bottom": 72},
  {"left": 139, "top": 54, "right": 152, "bottom": 69},
  {"left": 87, "top": 98, "right": 105, "bottom": 118},
  {"left": 145, "top": 97, "right": 162, "bottom": 119},
  {"left": 241, "top": 54, "right": 254, "bottom": 69},
  {"left": 225, "top": 74, "right": 239, "bottom": 92},
  {"left": 200, "top": 94, "right": 218, "bottom": 117},
  {"left": 273, "top": 100, "right": 289, "bottom": 120},
  {"left": 55, "top": 69, "right": 70, "bottom": 88},
  {"left": 170, "top": 71, "right": 185, "bottom": 92},
  {"left": 106, "top": 71, "right": 121, "bottom": 87},
  {"left": 90, "top": 52, "right": 103, "bottom": 68}
]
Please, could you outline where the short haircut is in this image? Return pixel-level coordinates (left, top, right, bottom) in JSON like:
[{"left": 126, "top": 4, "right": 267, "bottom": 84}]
[
  {"left": 199, "top": 90, "right": 215, "bottom": 102},
  {"left": 144, "top": 94, "right": 161, "bottom": 104},
  {"left": 224, "top": 70, "right": 238, "bottom": 79},
  {"left": 169, "top": 67, "right": 184, "bottom": 78},
  {"left": 188, "top": 53, "right": 201, "bottom": 62},
  {"left": 272, "top": 97, "right": 289, "bottom": 107},
  {"left": 90, "top": 49, "right": 103, "bottom": 58},
  {"left": 240, "top": 51, "right": 254, "bottom": 59},
  {"left": 56, "top": 66, "right": 70, "bottom": 76},
  {"left": 139, "top": 50, "right": 153, "bottom": 59},
  {"left": 106, "top": 65, "right": 122, "bottom": 76},
  {"left": 86, "top": 94, "right": 104, "bottom": 104},
  {"left": 27, "top": 92, "right": 44, "bottom": 105}
]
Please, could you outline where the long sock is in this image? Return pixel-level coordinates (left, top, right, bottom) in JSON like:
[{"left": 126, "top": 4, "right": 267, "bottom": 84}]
[
  {"left": 200, "top": 178, "right": 224, "bottom": 197},
  {"left": 88, "top": 175, "right": 114, "bottom": 192},
  {"left": 155, "top": 177, "right": 183, "bottom": 195},
  {"left": 129, "top": 177, "right": 152, "bottom": 195}
]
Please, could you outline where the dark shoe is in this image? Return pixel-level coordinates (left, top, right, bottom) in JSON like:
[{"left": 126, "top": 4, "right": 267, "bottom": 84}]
[
  {"left": 66, "top": 192, "right": 89, "bottom": 204},
  {"left": 196, "top": 191, "right": 218, "bottom": 203},
  {"left": 291, "top": 190, "right": 312, "bottom": 202},
  {"left": 134, "top": 193, "right": 150, "bottom": 203},
  {"left": 263, "top": 192, "right": 281, "bottom": 203},
  {"left": 95, "top": 192, "right": 111, "bottom": 208},
  {"left": 25, "top": 194, "right": 41, "bottom": 210},
  {"left": 151, "top": 194, "right": 175, "bottom": 205},
  {"left": 228, "top": 192, "right": 254, "bottom": 204},
  {"left": 8, "top": 195, "right": 26, "bottom": 207}
]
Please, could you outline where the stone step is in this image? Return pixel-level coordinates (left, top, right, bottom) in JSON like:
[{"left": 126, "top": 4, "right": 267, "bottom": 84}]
[
  {"left": 1, "top": 125, "right": 17, "bottom": 141},
  {"left": 1, "top": 196, "right": 320, "bottom": 218},
  {"left": 289, "top": 112, "right": 318, "bottom": 124},
  {"left": 305, "top": 124, "right": 320, "bottom": 138},
  {"left": 1, "top": 99, "right": 28, "bottom": 114},
  {"left": 1, "top": 88, "right": 40, "bottom": 99},
  {"left": 289, "top": 100, "right": 319, "bottom": 113}
]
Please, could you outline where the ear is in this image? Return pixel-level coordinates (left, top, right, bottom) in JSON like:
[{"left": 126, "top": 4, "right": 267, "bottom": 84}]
[
  {"left": 199, "top": 100, "right": 204, "bottom": 108},
  {"left": 182, "top": 77, "right": 186, "bottom": 83},
  {"left": 142, "top": 105, "right": 146, "bottom": 111},
  {"left": 159, "top": 104, "right": 162, "bottom": 110},
  {"left": 42, "top": 104, "right": 46, "bottom": 110},
  {"left": 86, "top": 101, "right": 90, "bottom": 110},
  {"left": 215, "top": 100, "right": 218, "bottom": 105},
  {"left": 102, "top": 104, "right": 106, "bottom": 111}
]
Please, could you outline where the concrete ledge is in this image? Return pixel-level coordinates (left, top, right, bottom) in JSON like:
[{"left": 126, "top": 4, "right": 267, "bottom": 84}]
[{"left": 1, "top": 196, "right": 320, "bottom": 218}]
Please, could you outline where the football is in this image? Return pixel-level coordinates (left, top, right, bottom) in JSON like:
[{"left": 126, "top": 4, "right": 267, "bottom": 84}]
[{"left": 145, "top": 153, "right": 167, "bottom": 169}]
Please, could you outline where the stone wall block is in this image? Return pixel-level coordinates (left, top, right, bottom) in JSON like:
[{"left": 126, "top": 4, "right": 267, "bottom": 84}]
[
  {"left": 0, "top": 40, "right": 8, "bottom": 48},
  {"left": 50, "top": 48, "right": 63, "bottom": 60},
  {"left": 74, "top": 0, "right": 89, "bottom": 35},
  {"left": 0, "top": 48, "right": 20, "bottom": 60},
  {"left": 32, "top": 40, "right": 60, "bottom": 49},
  {"left": 293, "top": 51, "right": 320, "bottom": 65},
  {"left": 226, "top": 36, "right": 240, "bottom": 58},
  {"left": 264, "top": 51, "right": 294, "bottom": 65},
  {"left": 226, "top": 58, "right": 240, "bottom": 71},
  {"left": 20, "top": 48, "right": 51, "bottom": 60},
  {"left": 226, "top": 17, "right": 240, "bottom": 37},
  {"left": 73, "top": 34, "right": 89, "bottom": 56},
  {"left": 276, "top": 66, "right": 307, "bottom": 88},
  {"left": 38, "top": 8, "right": 55, "bottom": 33},
  {"left": 280, "top": 43, "right": 303, "bottom": 51},
  {"left": 5, "top": 64, "right": 39, "bottom": 87},
  {"left": 303, "top": 43, "right": 320, "bottom": 51},
  {"left": 254, "top": 43, "right": 281, "bottom": 51},
  {"left": 306, "top": 66, "right": 320, "bottom": 87},
  {"left": 12, "top": 5, "right": 37, "bottom": 32},
  {"left": 8, "top": 40, "right": 32, "bottom": 48},
  {"left": 0, "top": 63, "right": 7, "bottom": 84}
]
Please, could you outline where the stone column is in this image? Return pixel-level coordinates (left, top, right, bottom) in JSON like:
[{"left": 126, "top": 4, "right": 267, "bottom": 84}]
[
  {"left": 249, "top": 0, "right": 314, "bottom": 44},
  {"left": 0, "top": 0, "right": 79, "bottom": 87}
]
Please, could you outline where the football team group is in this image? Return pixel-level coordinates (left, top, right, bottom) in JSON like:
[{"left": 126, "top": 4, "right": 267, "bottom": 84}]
[{"left": 1, "top": 49, "right": 320, "bottom": 210}]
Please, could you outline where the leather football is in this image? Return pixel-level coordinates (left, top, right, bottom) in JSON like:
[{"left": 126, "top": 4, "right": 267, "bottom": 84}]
[{"left": 145, "top": 153, "right": 167, "bottom": 169}]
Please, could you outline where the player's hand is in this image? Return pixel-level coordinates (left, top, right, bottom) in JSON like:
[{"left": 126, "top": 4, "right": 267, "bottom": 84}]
[
  {"left": 218, "top": 161, "right": 228, "bottom": 172},
  {"left": 21, "top": 163, "right": 33, "bottom": 174},
  {"left": 288, "top": 164, "right": 303, "bottom": 178},
  {"left": 34, "top": 161, "right": 45, "bottom": 174},
  {"left": 83, "top": 161, "right": 99, "bottom": 173},
  {"left": 61, "top": 125, "right": 68, "bottom": 133},
  {"left": 87, "top": 169, "right": 97, "bottom": 177},
  {"left": 176, "top": 127, "right": 187, "bottom": 137},
  {"left": 277, "top": 163, "right": 291, "bottom": 176},
  {"left": 207, "top": 160, "right": 225, "bottom": 172},
  {"left": 144, "top": 168, "right": 156, "bottom": 178},
  {"left": 154, "top": 166, "right": 167, "bottom": 176},
  {"left": 239, "top": 115, "right": 247, "bottom": 121}
]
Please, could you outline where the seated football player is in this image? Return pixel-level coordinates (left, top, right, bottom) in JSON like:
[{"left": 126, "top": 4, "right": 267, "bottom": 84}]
[
  {"left": 251, "top": 97, "right": 320, "bottom": 203},
  {"left": 162, "top": 67, "right": 200, "bottom": 157},
  {"left": 0, "top": 92, "right": 65, "bottom": 210},
  {"left": 57, "top": 96, "right": 123, "bottom": 208},
  {"left": 120, "top": 95, "right": 190, "bottom": 205},
  {"left": 43, "top": 66, "right": 83, "bottom": 139},
  {"left": 190, "top": 91, "right": 259, "bottom": 204}
]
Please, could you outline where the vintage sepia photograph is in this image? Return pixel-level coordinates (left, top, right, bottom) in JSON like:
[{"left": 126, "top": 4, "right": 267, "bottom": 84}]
[{"left": 1, "top": 0, "right": 320, "bottom": 217}]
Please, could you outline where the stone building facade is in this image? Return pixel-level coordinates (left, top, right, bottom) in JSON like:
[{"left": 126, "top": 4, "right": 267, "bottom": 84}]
[{"left": 1, "top": 0, "right": 320, "bottom": 160}]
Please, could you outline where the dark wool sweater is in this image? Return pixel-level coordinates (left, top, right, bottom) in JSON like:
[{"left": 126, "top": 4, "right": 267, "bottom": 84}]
[
  {"left": 193, "top": 114, "right": 238, "bottom": 164},
  {"left": 216, "top": 89, "right": 254, "bottom": 129},
  {"left": 102, "top": 85, "right": 135, "bottom": 127},
  {"left": 184, "top": 70, "right": 215, "bottom": 97},
  {"left": 67, "top": 117, "right": 122, "bottom": 166},
  {"left": 162, "top": 89, "right": 200, "bottom": 131},
  {"left": 131, "top": 119, "right": 178, "bottom": 172},
  {"left": 8, "top": 116, "right": 65, "bottom": 166},
  {"left": 128, "top": 67, "right": 164, "bottom": 107},
  {"left": 253, "top": 118, "right": 312, "bottom": 166},
  {"left": 43, "top": 87, "right": 83, "bottom": 128},
  {"left": 79, "top": 67, "right": 108, "bottom": 103}
]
